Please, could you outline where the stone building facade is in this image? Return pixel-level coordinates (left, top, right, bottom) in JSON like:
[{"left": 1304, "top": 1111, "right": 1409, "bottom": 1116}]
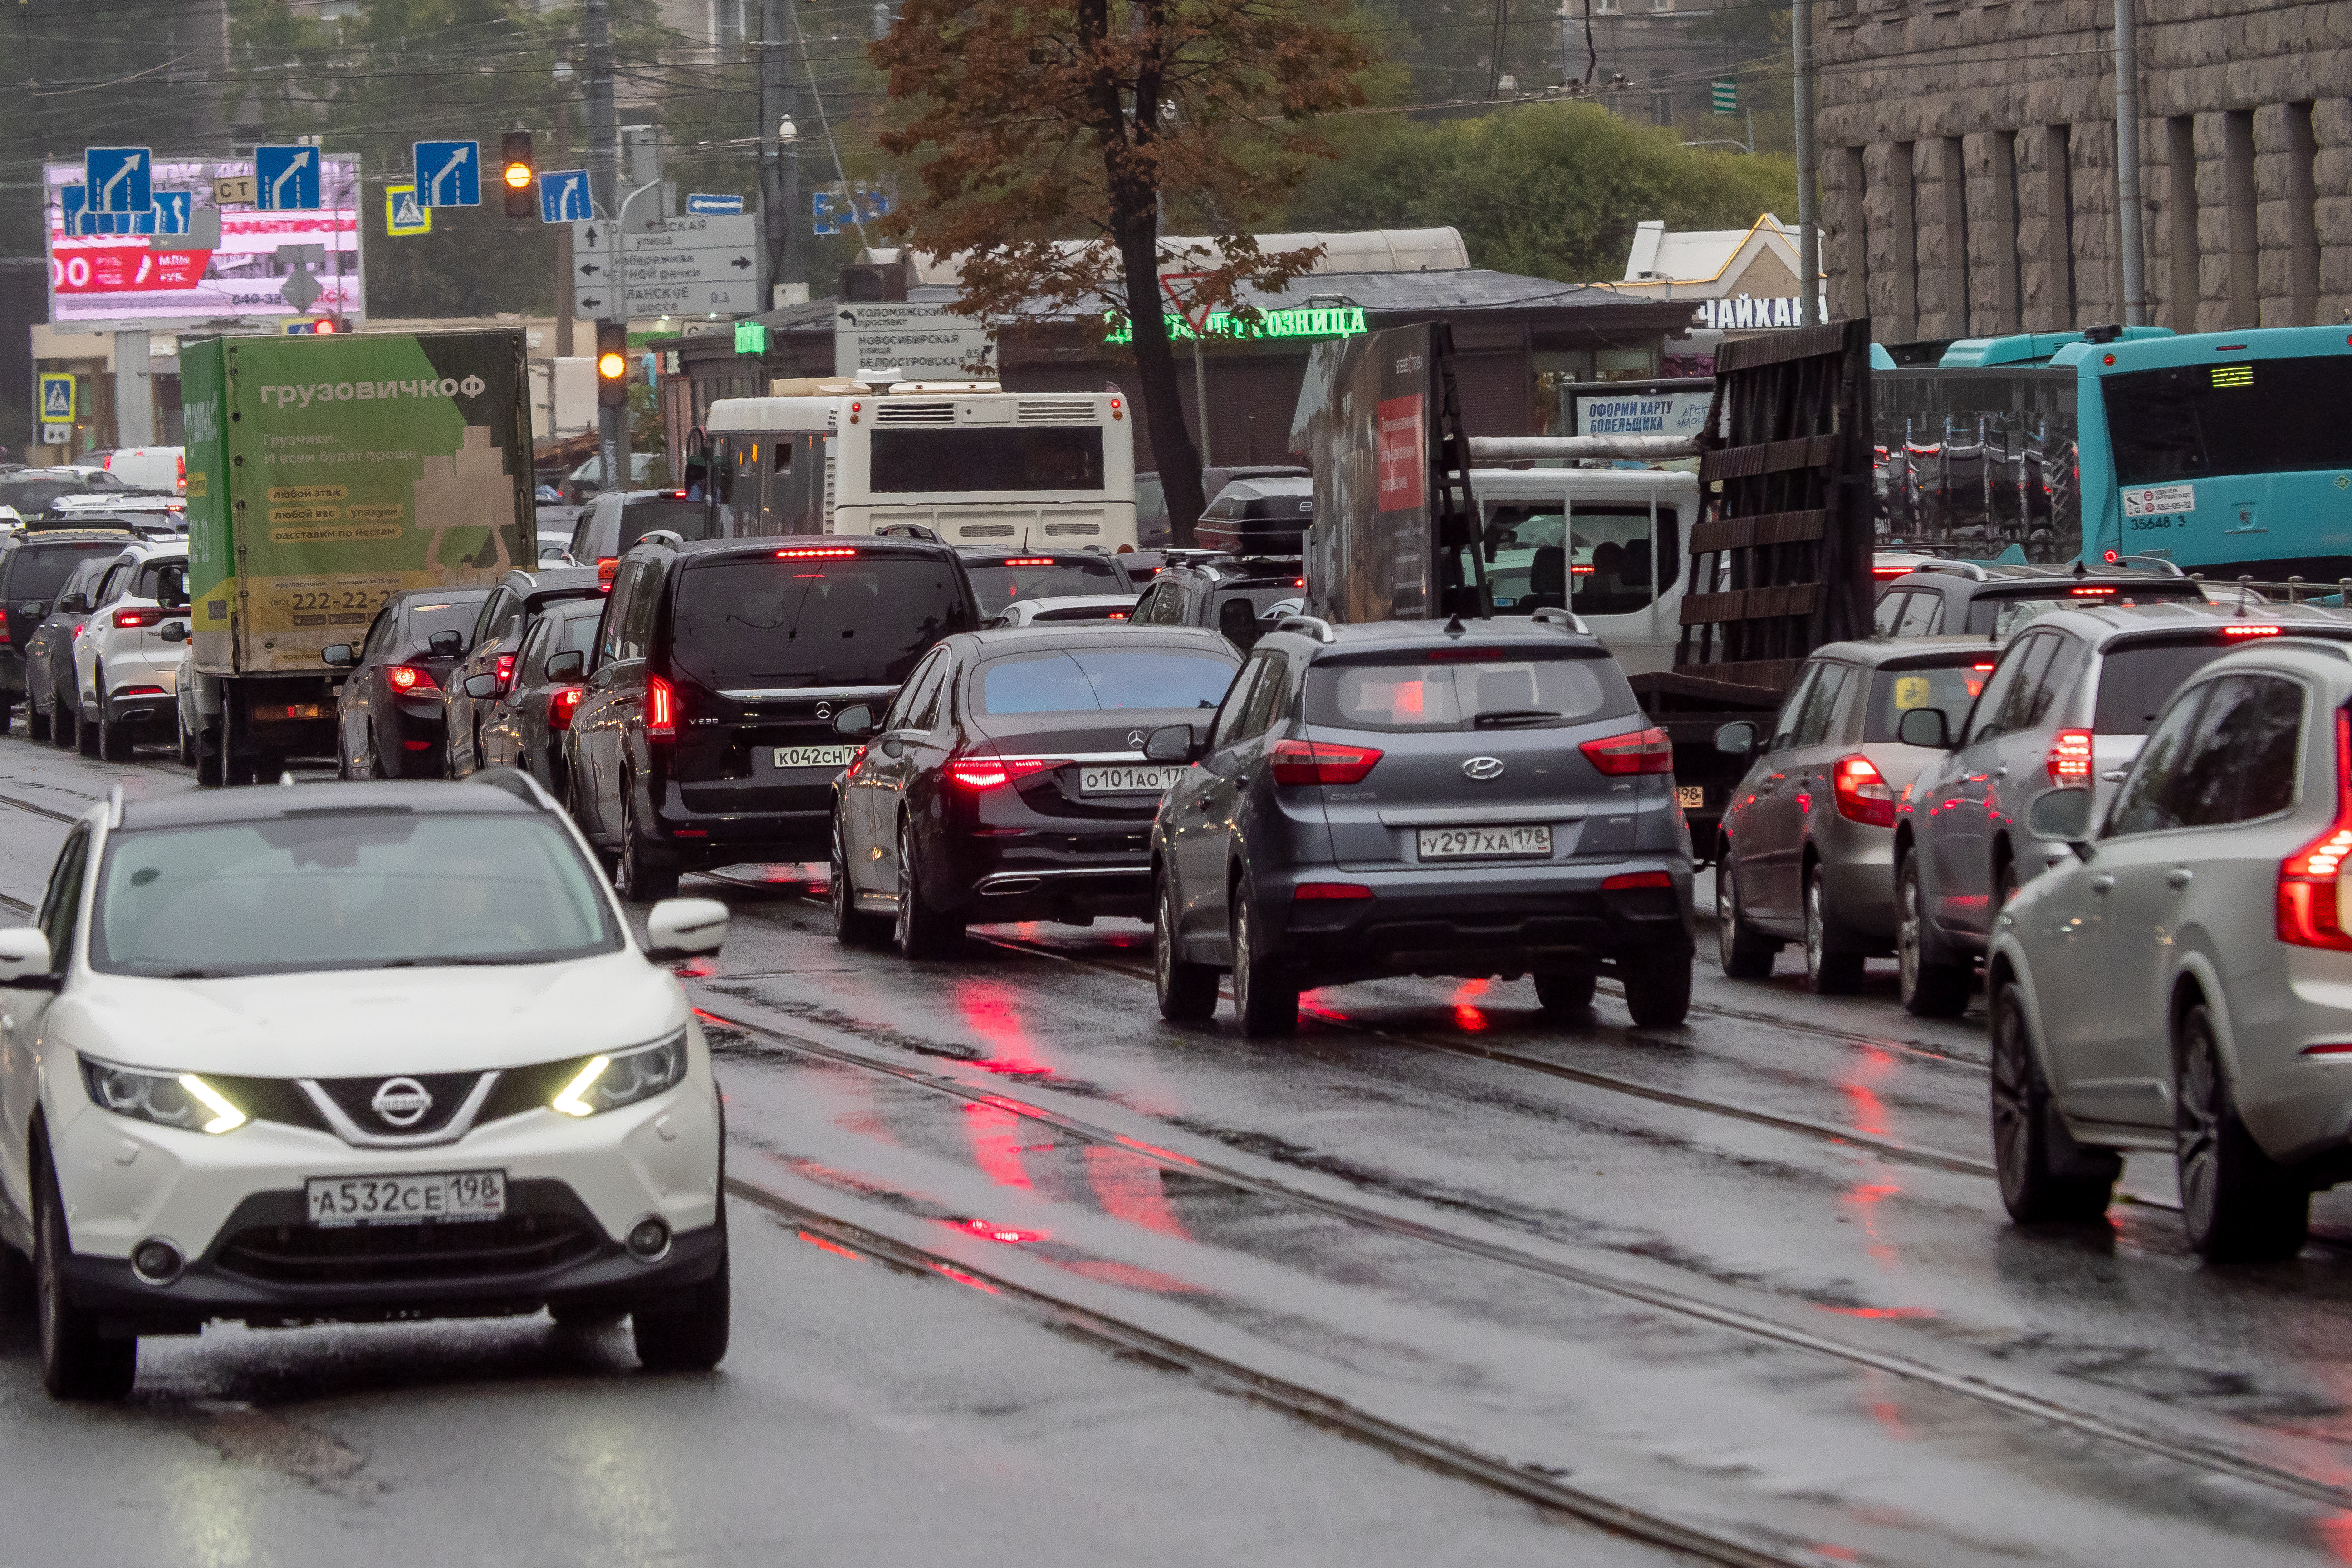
[{"left": 1818, "top": 0, "right": 2352, "bottom": 340}]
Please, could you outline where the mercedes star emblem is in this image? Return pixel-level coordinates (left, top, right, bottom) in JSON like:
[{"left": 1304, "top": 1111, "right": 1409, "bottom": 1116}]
[
  {"left": 815, "top": 702, "right": 834, "bottom": 720},
  {"left": 1127, "top": 730, "right": 1147, "bottom": 749},
  {"left": 1462, "top": 756, "right": 1506, "bottom": 781},
  {"left": 371, "top": 1077, "right": 434, "bottom": 1128}
]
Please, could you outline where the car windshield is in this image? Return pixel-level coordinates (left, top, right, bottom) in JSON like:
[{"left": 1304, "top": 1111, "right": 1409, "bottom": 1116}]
[
  {"left": 406, "top": 598, "right": 486, "bottom": 649},
  {"left": 975, "top": 649, "right": 1235, "bottom": 714},
  {"left": 2104, "top": 355, "right": 2352, "bottom": 484},
  {"left": 1966, "top": 583, "right": 2202, "bottom": 635},
  {"left": 1863, "top": 658, "right": 1995, "bottom": 742},
  {"left": 965, "top": 558, "right": 1122, "bottom": 615},
  {"left": 1306, "top": 651, "right": 1634, "bottom": 732},
  {"left": 670, "top": 555, "right": 970, "bottom": 688},
  {"left": 2089, "top": 635, "right": 2333, "bottom": 734},
  {"left": 89, "top": 812, "right": 622, "bottom": 977},
  {"left": 7, "top": 542, "right": 127, "bottom": 602}
]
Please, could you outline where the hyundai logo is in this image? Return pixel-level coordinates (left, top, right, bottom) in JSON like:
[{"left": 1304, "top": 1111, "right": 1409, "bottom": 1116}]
[
  {"left": 1462, "top": 756, "right": 1506, "bottom": 781},
  {"left": 371, "top": 1077, "right": 434, "bottom": 1127}
]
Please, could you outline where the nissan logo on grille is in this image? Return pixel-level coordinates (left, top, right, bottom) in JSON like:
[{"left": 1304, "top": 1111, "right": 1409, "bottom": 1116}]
[
  {"left": 370, "top": 1077, "right": 435, "bottom": 1127},
  {"left": 1462, "top": 756, "right": 1506, "bottom": 781}
]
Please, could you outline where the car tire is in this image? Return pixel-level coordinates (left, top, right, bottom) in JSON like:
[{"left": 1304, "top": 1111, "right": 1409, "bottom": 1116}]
[
  {"left": 176, "top": 704, "right": 196, "bottom": 767},
  {"left": 830, "top": 813, "right": 888, "bottom": 946},
  {"left": 892, "top": 817, "right": 963, "bottom": 960},
  {"left": 1534, "top": 964, "right": 1598, "bottom": 1016},
  {"left": 97, "top": 683, "right": 132, "bottom": 763},
  {"left": 1154, "top": 871, "right": 1218, "bottom": 1023},
  {"left": 1803, "top": 865, "right": 1865, "bottom": 996},
  {"left": 632, "top": 1248, "right": 731, "bottom": 1372},
  {"left": 1230, "top": 886, "right": 1298, "bottom": 1038},
  {"left": 74, "top": 697, "right": 100, "bottom": 758},
  {"left": 50, "top": 682, "right": 78, "bottom": 751},
  {"left": 2175, "top": 1001, "right": 2309, "bottom": 1262},
  {"left": 618, "top": 789, "right": 681, "bottom": 904},
  {"left": 194, "top": 717, "right": 224, "bottom": 787},
  {"left": 24, "top": 694, "right": 48, "bottom": 743},
  {"left": 34, "top": 1144, "right": 136, "bottom": 1401},
  {"left": 1715, "top": 858, "right": 1777, "bottom": 980},
  {"left": 1989, "top": 980, "right": 2119, "bottom": 1225},
  {"left": 1896, "top": 853, "right": 1970, "bottom": 1019},
  {"left": 1619, "top": 949, "right": 1693, "bottom": 1028}
]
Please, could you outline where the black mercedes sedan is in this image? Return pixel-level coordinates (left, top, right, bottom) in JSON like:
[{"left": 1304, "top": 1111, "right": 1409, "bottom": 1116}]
[{"left": 828, "top": 626, "right": 1240, "bottom": 957}]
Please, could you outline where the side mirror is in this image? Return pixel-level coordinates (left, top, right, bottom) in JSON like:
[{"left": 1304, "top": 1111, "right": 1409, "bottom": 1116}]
[
  {"left": 645, "top": 897, "right": 728, "bottom": 961},
  {"left": 1143, "top": 722, "right": 1204, "bottom": 764},
  {"left": 2027, "top": 787, "right": 2095, "bottom": 858},
  {"left": 0, "top": 927, "right": 59, "bottom": 991},
  {"left": 544, "top": 649, "right": 585, "bottom": 680},
  {"left": 1713, "top": 720, "right": 1756, "bottom": 757},
  {"left": 158, "top": 621, "right": 190, "bottom": 643},
  {"left": 57, "top": 593, "right": 89, "bottom": 614},
  {"left": 322, "top": 643, "right": 357, "bottom": 668},
  {"left": 462, "top": 672, "right": 499, "bottom": 699},
  {"left": 832, "top": 702, "right": 877, "bottom": 739},
  {"left": 1897, "top": 706, "right": 1952, "bottom": 749},
  {"left": 428, "top": 629, "right": 464, "bottom": 657}
]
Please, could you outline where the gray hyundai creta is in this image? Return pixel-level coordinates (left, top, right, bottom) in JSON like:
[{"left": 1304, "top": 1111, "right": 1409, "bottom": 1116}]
[{"left": 1145, "top": 612, "right": 1695, "bottom": 1036}]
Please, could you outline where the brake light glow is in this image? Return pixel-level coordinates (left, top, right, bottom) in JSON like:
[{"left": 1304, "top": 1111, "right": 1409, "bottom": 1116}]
[
  {"left": 1579, "top": 726, "right": 1674, "bottom": 776},
  {"left": 2047, "top": 728, "right": 2095, "bottom": 784},
  {"left": 387, "top": 665, "right": 435, "bottom": 693},
  {"left": 1871, "top": 564, "right": 1911, "bottom": 578},
  {"left": 549, "top": 687, "right": 584, "bottom": 730},
  {"left": 1269, "top": 738, "right": 1382, "bottom": 786},
  {"left": 111, "top": 607, "right": 159, "bottom": 628},
  {"left": 2279, "top": 709, "right": 2352, "bottom": 951},
  {"left": 2103, "top": 549, "right": 2120, "bottom": 563},
  {"left": 1602, "top": 871, "right": 1674, "bottom": 890},
  {"left": 1973, "top": 662, "right": 1996, "bottom": 671},
  {"left": 646, "top": 673, "right": 677, "bottom": 738},
  {"left": 777, "top": 547, "right": 858, "bottom": 559},
  {"left": 1825, "top": 753, "right": 1896, "bottom": 826},
  {"left": 1001, "top": 558, "right": 1054, "bottom": 566},
  {"left": 1109, "top": 396, "right": 1122, "bottom": 421},
  {"left": 1294, "top": 882, "right": 1373, "bottom": 901},
  {"left": 949, "top": 755, "right": 1067, "bottom": 790},
  {"left": 848, "top": 400, "right": 862, "bottom": 424},
  {"left": 0, "top": 608, "right": 12, "bottom": 647},
  {"left": 667, "top": 490, "right": 689, "bottom": 499},
  {"left": 2069, "top": 586, "right": 2117, "bottom": 596},
  {"left": 2220, "top": 623, "right": 2283, "bottom": 637}
]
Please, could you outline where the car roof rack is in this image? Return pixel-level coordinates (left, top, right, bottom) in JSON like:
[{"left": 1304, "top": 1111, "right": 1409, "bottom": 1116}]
[
  {"left": 1907, "top": 559, "right": 1990, "bottom": 582},
  {"left": 1274, "top": 614, "right": 1336, "bottom": 644},
  {"left": 1530, "top": 607, "right": 1592, "bottom": 633},
  {"left": 2115, "top": 553, "right": 2186, "bottom": 577}
]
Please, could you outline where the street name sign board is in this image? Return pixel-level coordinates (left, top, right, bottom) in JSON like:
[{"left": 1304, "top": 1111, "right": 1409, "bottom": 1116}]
[{"left": 833, "top": 303, "right": 994, "bottom": 380}]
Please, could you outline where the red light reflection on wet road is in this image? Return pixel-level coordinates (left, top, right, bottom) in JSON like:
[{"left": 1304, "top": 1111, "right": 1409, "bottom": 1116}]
[
  {"left": 1838, "top": 1045, "right": 1896, "bottom": 1138},
  {"left": 961, "top": 1101, "right": 1035, "bottom": 1191},
  {"left": 956, "top": 978, "right": 1061, "bottom": 1081},
  {"left": 1453, "top": 979, "right": 1490, "bottom": 1032},
  {"left": 1084, "top": 1144, "right": 1192, "bottom": 1239}
]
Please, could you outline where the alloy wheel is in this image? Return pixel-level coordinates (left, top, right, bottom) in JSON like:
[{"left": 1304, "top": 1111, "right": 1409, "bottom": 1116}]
[
  {"left": 1989, "top": 988, "right": 2036, "bottom": 1210},
  {"left": 1896, "top": 862, "right": 1923, "bottom": 1000},
  {"left": 2177, "top": 1011, "right": 2223, "bottom": 1241},
  {"left": 1715, "top": 868, "right": 1737, "bottom": 971}
]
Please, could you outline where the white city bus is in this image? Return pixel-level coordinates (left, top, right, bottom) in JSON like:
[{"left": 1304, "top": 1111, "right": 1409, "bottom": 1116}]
[{"left": 696, "top": 387, "right": 1139, "bottom": 551}]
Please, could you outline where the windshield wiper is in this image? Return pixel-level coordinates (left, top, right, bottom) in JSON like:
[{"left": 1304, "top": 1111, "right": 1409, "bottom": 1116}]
[
  {"left": 1473, "top": 709, "right": 1562, "bottom": 729},
  {"left": 159, "top": 967, "right": 233, "bottom": 979},
  {"left": 379, "top": 956, "right": 514, "bottom": 968}
]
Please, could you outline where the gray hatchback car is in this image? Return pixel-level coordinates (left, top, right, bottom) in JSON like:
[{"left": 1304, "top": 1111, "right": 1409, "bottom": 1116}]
[{"left": 1145, "top": 613, "right": 1695, "bottom": 1036}]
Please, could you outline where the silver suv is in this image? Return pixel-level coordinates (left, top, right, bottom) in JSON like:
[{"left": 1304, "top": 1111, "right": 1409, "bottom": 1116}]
[
  {"left": 1145, "top": 613, "right": 1694, "bottom": 1035},
  {"left": 1990, "top": 636, "right": 2352, "bottom": 1260},
  {"left": 1893, "top": 600, "right": 2352, "bottom": 1016}
]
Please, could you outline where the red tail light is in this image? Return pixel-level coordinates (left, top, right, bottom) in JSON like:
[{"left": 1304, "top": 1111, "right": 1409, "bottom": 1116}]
[
  {"left": 387, "top": 665, "right": 436, "bottom": 693},
  {"left": 1870, "top": 564, "right": 1911, "bottom": 578},
  {"left": 1579, "top": 726, "right": 1674, "bottom": 776},
  {"left": 176, "top": 452, "right": 186, "bottom": 490},
  {"left": 2280, "top": 709, "right": 2352, "bottom": 951},
  {"left": 0, "top": 607, "right": 12, "bottom": 647},
  {"left": 2220, "top": 623, "right": 2283, "bottom": 637},
  {"left": 1294, "top": 882, "right": 1374, "bottom": 901},
  {"left": 949, "top": 755, "right": 1067, "bottom": 790},
  {"left": 2068, "top": 586, "right": 2117, "bottom": 596},
  {"left": 2047, "top": 728, "right": 2094, "bottom": 785},
  {"left": 1602, "top": 871, "right": 1674, "bottom": 890},
  {"left": 111, "top": 607, "right": 158, "bottom": 629},
  {"left": 495, "top": 651, "right": 516, "bottom": 689},
  {"left": 548, "top": 686, "right": 584, "bottom": 731},
  {"left": 1270, "top": 738, "right": 1382, "bottom": 786},
  {"left": 1001, "top": 558, "right": 1054, "bottom": 567},
  {"left": 1831, "top": 753, "right": 1897, "bottom": 827},
  {"left": 646, "top": 673, "right": 677, "bottom": 738},
  {"left": 777, "top": 547, "right": 857, "bottom": 559}
]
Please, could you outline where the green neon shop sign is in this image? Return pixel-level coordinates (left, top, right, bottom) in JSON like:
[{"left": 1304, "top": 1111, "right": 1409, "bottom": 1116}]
[{"left": 1102, "top": 304, "right": 1367, "bottom": 345}]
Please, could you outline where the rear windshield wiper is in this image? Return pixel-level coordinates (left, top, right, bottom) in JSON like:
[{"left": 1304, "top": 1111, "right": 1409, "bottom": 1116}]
[{"left": 1473, "top": 708, "right": 1563, "bottom": 729}]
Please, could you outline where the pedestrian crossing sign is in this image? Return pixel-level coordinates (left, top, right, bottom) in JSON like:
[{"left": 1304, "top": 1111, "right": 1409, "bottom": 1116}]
[
  {"left": 386, "top": 183, "right": 431, "bottom": 236},
  {"left": 39, "top": 373, "right": 74, "bottom": 422}
]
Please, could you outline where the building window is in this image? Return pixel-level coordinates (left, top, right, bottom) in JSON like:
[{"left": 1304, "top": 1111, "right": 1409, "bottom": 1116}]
[
  {"left": 2223, "top": 110, "right": 2258, "bottom": 328},
  {"left": 2286, "top": 102, "right": 2321, "bottom": 326},
  {"left": 711, "top": 0, "right": 745, "bottom": 48},
  {"left": 2165, "top": 116, "right": 2198, "bottom": 332}
]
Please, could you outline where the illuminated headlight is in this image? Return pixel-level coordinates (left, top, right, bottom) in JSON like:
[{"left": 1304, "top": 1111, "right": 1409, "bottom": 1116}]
[
  {"left": 79, "top": 1056, "right": 246, "bottom": 1135},
  {"left": 550, "top": 1030, "right": 689, "bottom": 1117}
]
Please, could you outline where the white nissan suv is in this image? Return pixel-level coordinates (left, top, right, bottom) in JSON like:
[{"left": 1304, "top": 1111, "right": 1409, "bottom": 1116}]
[{"left": 0, "top": 770, "right": 730, "bottom": 1398}]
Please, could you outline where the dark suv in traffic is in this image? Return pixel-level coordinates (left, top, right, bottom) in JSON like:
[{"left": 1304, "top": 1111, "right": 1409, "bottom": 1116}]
[
  {"left": 567, "top": 535, "right": 981, "bottom": 899},
  {"left": 1147, "top": 612, "right": 1695, "bottom": 1036}
]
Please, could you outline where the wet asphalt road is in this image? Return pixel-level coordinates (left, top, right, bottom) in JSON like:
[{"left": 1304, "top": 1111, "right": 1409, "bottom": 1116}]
[{"left": 0, "top": 734, "right": 2348, "bottom": 1565}]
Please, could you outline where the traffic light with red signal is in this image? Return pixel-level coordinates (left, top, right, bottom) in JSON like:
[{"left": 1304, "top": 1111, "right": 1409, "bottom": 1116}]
[
  {"left": 501, "top": 131, "right": 534, "bottom": 220},
  {"left": 597, "top": 323, "right": 629, "bottom": 408}
]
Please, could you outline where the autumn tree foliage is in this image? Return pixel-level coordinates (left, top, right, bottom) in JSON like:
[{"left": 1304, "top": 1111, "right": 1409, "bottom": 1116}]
[{"left": 872, "top": 0, "right": 1371, "bottom": 540}]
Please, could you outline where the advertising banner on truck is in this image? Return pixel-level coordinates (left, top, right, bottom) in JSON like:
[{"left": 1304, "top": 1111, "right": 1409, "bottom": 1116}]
[
  {"left": 1295, "top": 323, "right": 1435, "bottom": 623},
  {"left": 182, "top": 331, "right": 531, "bottom": 675}
]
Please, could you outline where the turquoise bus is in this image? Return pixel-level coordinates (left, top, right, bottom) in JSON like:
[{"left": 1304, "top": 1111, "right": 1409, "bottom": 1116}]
[{"left": 1873, "top": 324, "right": 2352, "bottom": 581}]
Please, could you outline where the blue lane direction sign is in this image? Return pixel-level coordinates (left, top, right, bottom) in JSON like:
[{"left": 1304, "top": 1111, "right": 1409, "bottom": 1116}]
[
  {"left": 59, "top": 185, "right": 97, "bottom": 237},
  {"left": 414, "top": 141, "right": 480, "bottom": 207},
  {"left": 86, "top": 147, "right": 152, "bottom": 214},
  {"left": 540, "top": 170, "right": 592, "bottom": 224},
  {"left": 686, "top": 192, "right": 744, "bottom": 216},
  {"left": 255, "top": 146, "right": 322, "bottom": 211}
]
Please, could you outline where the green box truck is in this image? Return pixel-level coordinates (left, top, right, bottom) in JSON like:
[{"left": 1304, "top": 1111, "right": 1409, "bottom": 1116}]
[{"left": 180, "top": 329, "right": 533, "bottom": 783}]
